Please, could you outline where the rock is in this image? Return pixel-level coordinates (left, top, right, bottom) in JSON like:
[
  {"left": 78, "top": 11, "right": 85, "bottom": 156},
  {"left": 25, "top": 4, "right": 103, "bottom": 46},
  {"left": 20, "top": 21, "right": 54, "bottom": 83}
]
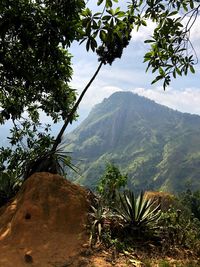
[{"left": 0, "top": 172, "right": 89, "bottom": 267}]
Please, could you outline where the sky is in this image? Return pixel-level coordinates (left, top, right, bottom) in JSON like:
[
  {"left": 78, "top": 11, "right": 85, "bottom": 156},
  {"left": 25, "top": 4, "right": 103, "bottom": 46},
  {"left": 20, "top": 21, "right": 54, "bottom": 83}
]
[{"left": 68, "top": 4, "right": 200, "bottom": 131}]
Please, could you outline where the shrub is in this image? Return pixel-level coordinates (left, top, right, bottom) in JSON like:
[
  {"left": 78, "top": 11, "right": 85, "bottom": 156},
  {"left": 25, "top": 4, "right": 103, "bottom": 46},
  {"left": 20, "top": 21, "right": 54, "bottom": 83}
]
[
  {"left": 158, "top": 207, "right": 200, "bottom": 254},
  {"left": 97, "top": 163, "right": 127, "bottom": 207},
  {"left": 179, "top": 189, "right": 200, "bottom": 221},
  {"left": 116, "top": 190, "right": 161, "bottom": 237}
]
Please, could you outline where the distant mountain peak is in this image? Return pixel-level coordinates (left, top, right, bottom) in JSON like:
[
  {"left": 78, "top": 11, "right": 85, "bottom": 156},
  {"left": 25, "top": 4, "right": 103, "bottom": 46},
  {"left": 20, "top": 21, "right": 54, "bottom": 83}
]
[
  {"left": 66, "top": 90, "right": 200, "bottom": 192},
  {"left": 103, "top": 91, "right": 149, "bottom": 104}
]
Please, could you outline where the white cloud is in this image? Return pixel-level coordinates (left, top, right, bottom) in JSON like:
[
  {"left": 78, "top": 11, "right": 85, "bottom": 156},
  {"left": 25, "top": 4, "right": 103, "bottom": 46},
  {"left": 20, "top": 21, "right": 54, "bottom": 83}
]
[
  {"left": 185, "top": 14, "right": 200, "bottom": 42},
  {"left": 71, "top": 54, "right": 151, "bottom": 95},
  {"left": 131, "top": 20, "right": 155, "bottom": 42},
  {"left": 80, "top": 85, "right": 122, "bottom": 109},
  {"left": 132, "top": 87, "right": 200, "bottom": 115},
  {"left": 131, "top": 13, "right": 200, "bottom": 57},
  {"left": 71, "top": 53, "right": 200, "bottom": 117},
  {"left": 71, "top": 60, "right": 123, "bottom": 112}
]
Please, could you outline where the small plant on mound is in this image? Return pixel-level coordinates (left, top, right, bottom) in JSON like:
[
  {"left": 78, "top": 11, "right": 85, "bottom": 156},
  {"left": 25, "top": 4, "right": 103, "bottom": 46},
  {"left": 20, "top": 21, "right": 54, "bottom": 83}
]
[
  {"left": 89, "top": 199, "right": 111, "bottom": 246},
  {"left": 0, "top": 171, "right": 22, "bottom": 207},
  {"left": 116, "top": 190, "right": 161, "bottom": 237}
]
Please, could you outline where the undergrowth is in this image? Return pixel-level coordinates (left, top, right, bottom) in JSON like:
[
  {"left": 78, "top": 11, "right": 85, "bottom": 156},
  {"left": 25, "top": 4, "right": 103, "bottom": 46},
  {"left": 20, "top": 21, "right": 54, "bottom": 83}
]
[{"left": 88, "top": 165, "right": 200, "bottom": 265}]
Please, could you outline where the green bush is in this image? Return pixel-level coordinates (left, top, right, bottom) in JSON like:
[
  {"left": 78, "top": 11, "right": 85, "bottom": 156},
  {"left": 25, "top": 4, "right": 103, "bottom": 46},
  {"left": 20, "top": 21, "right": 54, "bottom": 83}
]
[
  {"left": 179, "top": 189, "right": 200, "bottom": 221},
  {"left": 158, "top": 207, "right": 200, "bottom": 253},
  {"left": 97, "top": 163, "right": 127, "bottom": 207}
]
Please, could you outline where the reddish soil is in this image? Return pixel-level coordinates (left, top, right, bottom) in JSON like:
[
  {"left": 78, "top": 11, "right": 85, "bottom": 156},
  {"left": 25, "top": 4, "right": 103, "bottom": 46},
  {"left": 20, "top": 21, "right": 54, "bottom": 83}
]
[{"left": 0, "top": 172, "right": 89, "bottom": 267}]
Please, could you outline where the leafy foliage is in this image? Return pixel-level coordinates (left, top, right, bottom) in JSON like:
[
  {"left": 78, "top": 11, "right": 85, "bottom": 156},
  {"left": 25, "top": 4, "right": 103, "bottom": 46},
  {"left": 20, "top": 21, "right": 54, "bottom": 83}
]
[
  {"left": 179, "top": 189, "right": 200, "bottom": 221},
  {"left": 0, "top": 0, "right": 83, "bottom": 124},
  {"left": 81, "top": 0, "right": 199, "bottom": 88},
  {"left": 0, "top": 119, "right": 76, "bottom": 181},
  {"left": 0, "top": 0, "right": 199, "bottom": 124},
  {"left": 0, "top": 171, "right": 22, "bottom": 207},
  {"left": 158, "top": 207, "right": 200, "bottom": 254},
  {"left": 0, "top": 0, "right": 85, "bottom": 183},
  {"left": 143, "top": 0, "right": 199, "bottom": 89},
  {"left": 88, "top": 187, "right": 162, "bottom": 250},
  {"left": 97, "top": 163, "right": 127, "bottom": 206},
  {"left": 0, "top": 120, "right": 54, "bottom": 178}
]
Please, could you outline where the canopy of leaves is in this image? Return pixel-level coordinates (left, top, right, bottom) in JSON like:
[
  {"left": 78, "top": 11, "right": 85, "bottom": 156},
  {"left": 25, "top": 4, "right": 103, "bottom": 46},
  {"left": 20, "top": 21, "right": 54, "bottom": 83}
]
[
  {"left": 0, "top": 0, "right": 85, "bottom": 124},
  {"left": 97, "top": 163, "right": 127, "bottom": 205}
]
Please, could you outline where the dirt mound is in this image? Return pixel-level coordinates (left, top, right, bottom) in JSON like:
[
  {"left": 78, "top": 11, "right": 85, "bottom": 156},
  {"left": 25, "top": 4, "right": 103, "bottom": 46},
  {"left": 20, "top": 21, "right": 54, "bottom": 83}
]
[
  {"left": 0, "top": 172, "right": 89, "bottom": 267},
  {"left": 145, "top": 191, "right": 175, "bottom": 211}
]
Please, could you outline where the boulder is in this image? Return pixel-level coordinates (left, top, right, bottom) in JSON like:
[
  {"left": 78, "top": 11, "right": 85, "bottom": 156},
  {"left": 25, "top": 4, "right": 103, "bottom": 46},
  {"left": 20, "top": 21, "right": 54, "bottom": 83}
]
[{"left": 0, "top": 172, "right": 89, "bottom": 267}]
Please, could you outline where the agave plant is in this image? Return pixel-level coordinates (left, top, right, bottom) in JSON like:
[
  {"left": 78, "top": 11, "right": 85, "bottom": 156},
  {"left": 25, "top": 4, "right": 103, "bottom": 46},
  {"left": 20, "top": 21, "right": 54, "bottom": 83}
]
[
  {"left": 89, "top": 199, "right": 110, "bottom": 246},
  {"left": 116, "top": 190, "right": 161, "bottom": 234},
  {"left": 24, "top": 142, "right": 79, "bottom": 179}
]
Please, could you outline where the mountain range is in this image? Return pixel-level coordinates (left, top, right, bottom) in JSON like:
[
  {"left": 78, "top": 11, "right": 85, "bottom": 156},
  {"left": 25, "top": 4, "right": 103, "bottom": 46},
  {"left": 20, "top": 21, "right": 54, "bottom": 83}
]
[{"left": 65, "top": 91, "right": 200, "bottom": 193}]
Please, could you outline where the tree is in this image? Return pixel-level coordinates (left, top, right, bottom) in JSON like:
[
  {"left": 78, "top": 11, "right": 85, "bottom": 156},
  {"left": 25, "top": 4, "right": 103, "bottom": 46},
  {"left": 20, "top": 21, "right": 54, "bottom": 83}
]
[
  {"left": 0, "top": 0, "right": 84, "bottom": 124},
  {"left": 0, "top": 0, "right": 199, "bottom": 179},
  {"left": 0, "top": 0, "right": 86, "bottom": 178},
  {"left": 97, "top": 163, "right": 128, "bottom": 205}
]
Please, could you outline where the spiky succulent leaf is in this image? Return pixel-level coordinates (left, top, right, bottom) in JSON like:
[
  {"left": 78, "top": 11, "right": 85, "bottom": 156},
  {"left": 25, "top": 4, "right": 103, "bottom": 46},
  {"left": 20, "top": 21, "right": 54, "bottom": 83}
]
[{"left": 116, "top": 190, "right": 161, "bottom": 231}]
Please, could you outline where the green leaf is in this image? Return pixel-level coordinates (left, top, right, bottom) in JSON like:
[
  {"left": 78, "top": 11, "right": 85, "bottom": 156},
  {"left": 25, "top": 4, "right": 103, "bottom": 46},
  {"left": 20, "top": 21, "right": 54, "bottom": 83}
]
[
  {"left": 176, "top": 67, "right": 182, "bottom": 76},
  {"left": 106, "top": 0, "right": 112, "bottom": 8},
  {"left": 141, "top": 20, "right": 147, "bottom": 26},
  {"left": 86, "top": 39, "right": 90, "bottom": 51},
  {"left": 90, "top": 38, "right": 97, "bottom": 51},
  {"left": 97, "top": 0, "right": 104, "bottom": 5},
  {"left": 100, "top": 30, "right": 107, "bottom": 42},
  {"left": 151, "top": 75, "right": 163, "bottom": 84},
  {"left": 190, "top": 65, "right": 195, "bottom": 74},
  {"left": 159, "top": 67, "right": 165, "bottom": 76},
  {"left": 102, "top": 15, "right": 112, "bottom": 21},
  {"left": 144, "top": 39, "right": 155, "bottom": 44},
  {"left": 190, "top": 1, "right": 194, "bottom": 9},
  {"left": 168, "top": 11, "right": 178, "bottom": 17}
]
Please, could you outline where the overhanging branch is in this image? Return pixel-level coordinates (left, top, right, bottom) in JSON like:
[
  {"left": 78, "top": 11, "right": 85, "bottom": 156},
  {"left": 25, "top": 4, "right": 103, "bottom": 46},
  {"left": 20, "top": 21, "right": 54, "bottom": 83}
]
[{"left": 51, "top": 61, "right": 103, "bottom": 152}]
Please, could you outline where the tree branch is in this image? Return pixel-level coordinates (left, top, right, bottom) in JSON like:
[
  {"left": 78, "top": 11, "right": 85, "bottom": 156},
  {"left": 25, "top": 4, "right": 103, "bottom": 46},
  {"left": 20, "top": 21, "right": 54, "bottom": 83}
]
[{"left": 51, "top": 60, "right": 103, "bottom": 152}]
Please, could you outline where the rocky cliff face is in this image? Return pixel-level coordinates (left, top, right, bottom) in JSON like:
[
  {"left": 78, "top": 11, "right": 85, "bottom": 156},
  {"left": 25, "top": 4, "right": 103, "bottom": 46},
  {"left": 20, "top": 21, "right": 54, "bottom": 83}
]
[{"left": 65, "top": 91, "right": 200, "bottom": 192}]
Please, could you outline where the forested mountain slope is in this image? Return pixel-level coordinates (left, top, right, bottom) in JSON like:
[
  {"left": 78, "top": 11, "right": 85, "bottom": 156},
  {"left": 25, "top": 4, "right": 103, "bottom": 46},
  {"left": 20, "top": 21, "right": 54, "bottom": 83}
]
[{"left": 65, "top": 92, "right": 200, "bottom": 192}]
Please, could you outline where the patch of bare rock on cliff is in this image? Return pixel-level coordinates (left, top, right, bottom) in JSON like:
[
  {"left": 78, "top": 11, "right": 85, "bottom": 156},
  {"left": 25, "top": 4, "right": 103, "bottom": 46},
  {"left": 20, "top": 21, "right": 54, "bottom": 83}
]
[{"left": 0, "top": 172, "right": 90, "bottom": 267}]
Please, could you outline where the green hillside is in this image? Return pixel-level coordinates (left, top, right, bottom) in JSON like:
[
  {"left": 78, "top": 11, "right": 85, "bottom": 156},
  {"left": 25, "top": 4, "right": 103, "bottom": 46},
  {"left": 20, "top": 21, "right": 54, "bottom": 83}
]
[{"left": 65, "top": 91, "right": 200, "bottom": 192}]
